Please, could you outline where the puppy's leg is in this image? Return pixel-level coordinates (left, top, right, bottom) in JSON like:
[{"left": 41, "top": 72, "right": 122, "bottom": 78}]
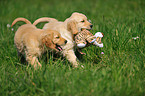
[
  {"left": 15, "top": 44, "right": 25, "bottom": 63},
  {"left": 63, "top": 49, "right": 79, "bottom": 67},
  {"left": 25, "top": 50, "right": 42, "bottom": 69},
  {"left": 17, "top": 51, "right": 26, "bottom": 63},
  {"left": 26, "top": 55, "right": 42, "bottom": 69},
  {"left": 31, "top": 57, "right": 42, "bottom": 68}
]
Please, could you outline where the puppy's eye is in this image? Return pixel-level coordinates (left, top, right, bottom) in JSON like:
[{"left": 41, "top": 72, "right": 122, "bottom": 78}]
[
  {"left": 56, "top": 36, "right": 60, "bottom": 39},
  {"left": 81, "top": 20, "right": 85, "bottom": 23}
]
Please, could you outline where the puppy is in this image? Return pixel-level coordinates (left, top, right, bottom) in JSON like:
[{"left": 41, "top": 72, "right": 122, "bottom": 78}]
[
  {"left": 33, "top": 12, "right": 93, "bottom": 67},
  {"left": 12, "top": 18, "right": 67, "bottom": 68}
]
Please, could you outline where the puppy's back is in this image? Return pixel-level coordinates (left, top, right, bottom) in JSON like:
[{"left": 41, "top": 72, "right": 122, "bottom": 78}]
[{"left": 14, "top": 24, "right": 37, "bottom": 48}]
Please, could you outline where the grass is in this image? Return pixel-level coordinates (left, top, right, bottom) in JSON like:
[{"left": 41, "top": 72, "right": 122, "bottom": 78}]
[{"left": 0, "top": 0, "right": 145, "bottom": 95}]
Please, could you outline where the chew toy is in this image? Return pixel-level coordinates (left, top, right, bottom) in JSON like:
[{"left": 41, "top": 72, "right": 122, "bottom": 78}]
[{"left": 75, "top": 29, "right": 104, "bottom": 54}]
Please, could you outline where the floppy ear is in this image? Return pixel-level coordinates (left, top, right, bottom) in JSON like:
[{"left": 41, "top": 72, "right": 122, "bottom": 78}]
[
  {"left": 67, "top": 20, "right": 78, "bottom": 35},
  {"left": 42, "top": 36, "right": 56, "bottom": 50}
]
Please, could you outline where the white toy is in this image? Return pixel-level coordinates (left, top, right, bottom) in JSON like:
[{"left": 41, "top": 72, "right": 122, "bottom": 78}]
[{"left": 93, "top": 32, "right": 104, "bottom": 47}]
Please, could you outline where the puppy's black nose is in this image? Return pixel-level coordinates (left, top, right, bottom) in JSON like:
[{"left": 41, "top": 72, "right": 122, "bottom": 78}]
[
  {"left": 90, "top": 25, "right": 93, "bottom": 28},
  {"left": 65, "top": 40, "right": 67, "bottom": 44}
]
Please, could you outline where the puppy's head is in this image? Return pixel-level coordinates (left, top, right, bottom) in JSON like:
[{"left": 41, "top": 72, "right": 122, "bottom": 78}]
[
  {"left": 42, "top": 30, "right": 67, "bottom": 52},
  {"left": 67, "top": 12, "right": 93, "bottom": 35},
  {"left": 52, "top": 31, "right": 67, "bottom": 49}
]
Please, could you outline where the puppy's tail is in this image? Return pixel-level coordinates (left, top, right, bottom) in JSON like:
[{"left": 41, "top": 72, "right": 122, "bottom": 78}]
[
  {"left": 33, "top": 17, "right": 58, "bottom": 25},
  {"left": 11, "top": 18, "right": 31, "bottom": 27}
]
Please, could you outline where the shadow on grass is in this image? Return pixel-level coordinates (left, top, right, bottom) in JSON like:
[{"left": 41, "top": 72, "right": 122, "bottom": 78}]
[{"left": 75, "top": 48, "right": 102, "bottom": 65}]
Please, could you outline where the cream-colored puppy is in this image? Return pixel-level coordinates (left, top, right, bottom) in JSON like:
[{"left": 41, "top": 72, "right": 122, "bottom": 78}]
[
  {"left": 12, "top": 18, "right": 67, "bottom": 68},
  {"left": 33, "top": 12, "right": 93, "bottom": 67}
]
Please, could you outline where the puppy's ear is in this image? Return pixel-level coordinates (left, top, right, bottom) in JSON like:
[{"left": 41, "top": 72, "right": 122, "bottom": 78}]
[
  {"left": 67, "top": 20, "right": 78, "bottom": 35},
  {"left": 42, "top": 36, "right": 56, "bottom": 50}
]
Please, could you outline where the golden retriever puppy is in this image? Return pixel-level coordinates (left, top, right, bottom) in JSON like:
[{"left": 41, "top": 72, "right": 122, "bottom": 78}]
[
  {"left": 33, "top": 12, "right": 93, "bottom": 67},
  {"left": 12, "top": 18, "right": 67, "bottom": 68}
]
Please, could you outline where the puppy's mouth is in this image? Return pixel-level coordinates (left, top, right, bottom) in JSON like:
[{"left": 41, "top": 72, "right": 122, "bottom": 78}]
[
  {"left": 55, "top": 44, "right": 63, "bottom": 51},
  {"left": 81, "top": 28, "right": 92, "bottom": 31}
]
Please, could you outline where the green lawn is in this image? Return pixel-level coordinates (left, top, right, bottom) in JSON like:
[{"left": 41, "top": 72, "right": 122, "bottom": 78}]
[{"left": 0, "top": 0, "right": 144, "bottom": 96}]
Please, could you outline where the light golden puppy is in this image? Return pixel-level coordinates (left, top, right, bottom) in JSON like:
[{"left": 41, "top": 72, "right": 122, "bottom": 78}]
[
  {"left": 33, "top": 12, "right": 93, "bottom": 67},
  {"left": 12, "top": 18, "right": 67, "bottom": 68}
]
